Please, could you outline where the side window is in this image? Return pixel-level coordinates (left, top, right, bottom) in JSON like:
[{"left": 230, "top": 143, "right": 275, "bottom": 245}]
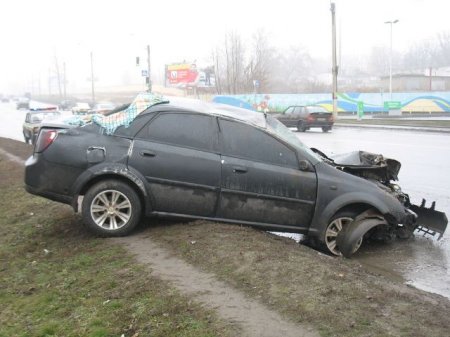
[
  {"left": 294, "top": 106, "right": 303, "bottom": 114},
  {"left": 219, "top": 119, "right": 298, "bottom": 168},
  {"left": 137, "top": 113, "right": 215, "bottom": 151},
  {"left": 284, "top": 107, "right": 294, "bottom": 115}
]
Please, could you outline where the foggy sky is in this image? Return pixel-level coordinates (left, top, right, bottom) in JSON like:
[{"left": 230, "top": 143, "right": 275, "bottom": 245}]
[{"left": 1, "top": 0, "right": 449, "bottom": 94}]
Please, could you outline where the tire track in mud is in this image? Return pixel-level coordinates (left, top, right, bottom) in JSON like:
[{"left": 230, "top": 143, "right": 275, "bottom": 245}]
[{"left": 113, "top": 233, "right": 319, "bottom": 337}]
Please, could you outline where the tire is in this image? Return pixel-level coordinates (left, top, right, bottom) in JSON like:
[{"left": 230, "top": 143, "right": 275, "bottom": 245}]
[
  {"left": 322, "top": 126, "right": 331, "bottom": 132},
  {"left": 323, "top": 211, "right": 363, "bottom": 256},
  {"left": 297, "top": 121, "right": 306, "bottom": 132},
  {"left": 81, "top": 179, "right": 142, "bottom": 236}
]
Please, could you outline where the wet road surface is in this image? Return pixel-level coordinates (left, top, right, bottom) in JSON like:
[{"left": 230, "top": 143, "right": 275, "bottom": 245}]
[
  {"left": 1, "top": 101, "right": 449, "bottom": 298},
  {"left": 295, "top": 127, "right": 450, "bottom": 298}
]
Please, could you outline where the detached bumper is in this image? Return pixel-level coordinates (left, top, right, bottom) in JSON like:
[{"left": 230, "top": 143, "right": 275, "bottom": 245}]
[{"left": 409, "top": 200, "right": 448, "bottom": 239}]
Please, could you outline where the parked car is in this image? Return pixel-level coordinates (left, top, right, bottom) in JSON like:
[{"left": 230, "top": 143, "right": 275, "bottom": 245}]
[
  {"left": 72, "top": 102, "right": 91, "bottom": 115},
  {"left": 24, "top": 97, "right": 447, "bottom": 257},
  {"left": 16, "top": 97, "right": 30, "bottom": 110},
  {"left": 59, "top": 100, "right": 75, "bottom": 110},
  {"left": 23, "top": 108, "right": 60, "bottom": 144},
  {"left": 274, "top": 105, "right": 334, "bottom": 132},
  {"left": 91, "top": 102, "right": 116, "bottom": 115}
]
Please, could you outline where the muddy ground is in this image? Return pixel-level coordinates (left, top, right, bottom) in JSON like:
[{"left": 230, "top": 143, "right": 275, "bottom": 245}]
[{"left": 2, "top": 136, "right": 450, "bottom": 337}]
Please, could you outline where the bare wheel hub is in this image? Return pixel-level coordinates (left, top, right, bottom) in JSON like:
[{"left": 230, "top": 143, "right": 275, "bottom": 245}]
[{"left": 325, "top": 216, "right": 362, "bottom": 256}]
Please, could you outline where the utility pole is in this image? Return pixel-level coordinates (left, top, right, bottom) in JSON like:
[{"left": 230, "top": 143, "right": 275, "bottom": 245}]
[
  {"left": 147, "top": 45, "right": 152, "bottom": 93},
  {"left": 331, "top": 2, "right": 338, "bottom": 119},
  {"left": 48, "top": 68, "right": 52, "bottom": 96},
  {"left": 90, "top": 51, "right": 95, "bottom": 104},
  {"left": 429, "top": 67, "right": 433, "bottom": 91},
  {"left": 63, "top": 61, "right": 67, "bottom": 101},
  {"left": 54, "top": 53, "right": 63, "bottom": 99}
]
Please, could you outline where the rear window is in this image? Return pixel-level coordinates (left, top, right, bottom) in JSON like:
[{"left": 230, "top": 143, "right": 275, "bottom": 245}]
[
  {"left": 138, "top": 113, "right": 215, "bottom": 152},
  {"left": 306, "top": 106, "right": 329, "bottom": 113}
]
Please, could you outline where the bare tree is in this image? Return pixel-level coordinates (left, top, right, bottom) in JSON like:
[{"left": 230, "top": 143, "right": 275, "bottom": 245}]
[
  {"left": 269, "top": 46, "right": 314, "bottom": 93},
  {"left": 54, "top": 52, "right": 63, "bottom": 98},
  {"left": 436, "top": 31, "right": 450, "bottom": 67},
  {"left": 245, "top": 29, "right": 275, "bottom": 92},
  {"left": 213, "top": 31, "right": 246, "bottom": 94}
]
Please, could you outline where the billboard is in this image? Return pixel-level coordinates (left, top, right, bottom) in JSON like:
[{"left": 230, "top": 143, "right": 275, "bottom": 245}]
[
  {"left": 166, "top": 63, "right": 198, "bottom": 86},
  {"left": 165, "top": 63, "right": 215, "bottom": 88}
]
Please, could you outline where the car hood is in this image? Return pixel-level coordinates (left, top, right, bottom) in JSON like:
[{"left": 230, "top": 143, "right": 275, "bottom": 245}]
[{"left": 312, "top": 149, "right": 401, "bottom": 183}]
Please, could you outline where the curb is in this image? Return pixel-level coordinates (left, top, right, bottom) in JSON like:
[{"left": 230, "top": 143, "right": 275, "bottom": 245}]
[{"left": 335, "top": 123, "right": 450, "bottom": 134}]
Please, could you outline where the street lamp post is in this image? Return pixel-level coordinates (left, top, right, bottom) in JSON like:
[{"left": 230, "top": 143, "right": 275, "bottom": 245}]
[
  {"left": 385, "top": 19, "right": 399, "bottom": 101},
  {"left": 90, "top": 51, "right": 95, "bottom": 104}
]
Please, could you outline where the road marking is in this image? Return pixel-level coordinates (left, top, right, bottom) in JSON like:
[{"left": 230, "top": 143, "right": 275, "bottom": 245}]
[{"left": 0, "top": 148, "right": 25, "bottom": 165}]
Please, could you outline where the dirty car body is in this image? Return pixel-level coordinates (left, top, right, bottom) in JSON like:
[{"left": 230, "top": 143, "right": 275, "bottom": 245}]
[{"left": 24, "top": 96, "right": 447, "bottom": 257}]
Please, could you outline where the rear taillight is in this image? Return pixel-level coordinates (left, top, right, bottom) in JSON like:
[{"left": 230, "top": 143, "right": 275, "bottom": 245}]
[
  {"left": 35, "top": 129, "right": 57, "bottom": 153},
  {"left": 328, "top": 115, "right": 334, "bottom": 122}
]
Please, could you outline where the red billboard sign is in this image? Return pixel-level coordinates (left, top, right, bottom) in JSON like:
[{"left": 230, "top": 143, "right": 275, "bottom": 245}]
[{"left": 166, "top": 63, "right": 198, "bottom": 86}]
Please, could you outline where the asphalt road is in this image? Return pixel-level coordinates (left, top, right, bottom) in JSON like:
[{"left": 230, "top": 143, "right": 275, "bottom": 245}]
[
  {"left": 296, "top": 127, "right": 450, "bottom": 298},
  {"left": 1, "top": 101, "right": 449, "bottom": 298}
]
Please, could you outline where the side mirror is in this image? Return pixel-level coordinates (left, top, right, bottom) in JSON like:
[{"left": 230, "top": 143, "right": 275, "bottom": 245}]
[{"left": 298, "top": 159, "right": 312, "bottom": 172}]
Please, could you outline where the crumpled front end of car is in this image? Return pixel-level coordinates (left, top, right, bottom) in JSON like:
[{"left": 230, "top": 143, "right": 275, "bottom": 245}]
[{"left": 329, "top": 150, "right": 448, "bottom": 255}]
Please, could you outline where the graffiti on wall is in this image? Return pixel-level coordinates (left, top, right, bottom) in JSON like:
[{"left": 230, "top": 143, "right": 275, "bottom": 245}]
[{"left": 213, "top": 92, "right": 450, "bottom": 113}]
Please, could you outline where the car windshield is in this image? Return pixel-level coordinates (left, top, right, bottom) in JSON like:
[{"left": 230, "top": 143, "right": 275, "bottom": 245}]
[
  {"left": 265, "top": 115, "right": 322, "bottom": 161},
  {"left": 30, "top": 112, "right": 59, "bottom": 122},
  {"left": 307, "top": 106, "right": 329, "bottom": 113}
]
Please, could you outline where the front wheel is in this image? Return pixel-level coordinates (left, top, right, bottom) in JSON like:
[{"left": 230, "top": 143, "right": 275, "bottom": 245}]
[
  {"left": 324, "top": 212, "right": 362, "bottom": 256},
  {"left": 82, "top": 179, "right": 142, "bottom": 236}
]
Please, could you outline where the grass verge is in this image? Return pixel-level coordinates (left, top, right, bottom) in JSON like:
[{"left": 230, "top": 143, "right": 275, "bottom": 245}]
[
  {"left": 148, "top": 220, "right": 450, "bottom": 337},
  {"left": 0, "top": 154, "right": 233, "bottom": 337}
]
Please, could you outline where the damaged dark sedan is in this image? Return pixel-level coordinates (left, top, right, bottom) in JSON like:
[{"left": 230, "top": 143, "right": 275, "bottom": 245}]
[{"left": 24, "top": 93, "right": 448, "bottom": 257}]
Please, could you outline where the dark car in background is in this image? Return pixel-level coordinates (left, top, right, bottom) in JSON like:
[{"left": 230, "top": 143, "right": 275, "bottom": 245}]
[
  {"left": 16, "top": 97, "right": 30, "bottom": 110},
  {"left": 275, "top": 105, "right": 334, "bottom": 132},
  {"left": 59, "top": 100, "right": 75, "bottom": 111},
  {"left": 24, "top": 98, "right": 446, "bottom": 257},
  {"left": 23, "top": 108, "right": 60, "bottom": 144}
]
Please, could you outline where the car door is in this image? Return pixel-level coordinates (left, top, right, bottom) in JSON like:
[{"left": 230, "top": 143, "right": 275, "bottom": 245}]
[
  {"left": 128, "top": 112, "right": 221, "bottom": 217},
  {"left": 277, "top": 106, "right": 294, "bottom": 126},
  {"left": 217, "top": 118, "right": 317, "bottom": 230}
]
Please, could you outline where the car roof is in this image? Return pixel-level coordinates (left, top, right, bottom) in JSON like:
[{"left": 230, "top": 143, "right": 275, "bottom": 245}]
[
  {"left": 146, "top": 97, "right": 266, "bottom": 128},
  {"left": 28, "top": 108, "right": 59, "bottom": 114}
]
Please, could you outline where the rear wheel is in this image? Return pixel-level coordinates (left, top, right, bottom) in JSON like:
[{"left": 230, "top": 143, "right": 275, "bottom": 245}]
[
  {"left": 297, "top": 121, "right": 306, "bottom": 132},
  {"left": 324, "top": 211, "right": 363, "bottom": 256},
  {"left": 82, "top": 179, "right": 142, "bottom": 236},
  {"left": 322, "top": 126, "right": 331, "bottom": 132}
]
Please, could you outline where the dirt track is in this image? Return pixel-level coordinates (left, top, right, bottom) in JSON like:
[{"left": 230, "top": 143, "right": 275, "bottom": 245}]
[{"left": 114, "top": 234, "right": 317, "bottom": 337}]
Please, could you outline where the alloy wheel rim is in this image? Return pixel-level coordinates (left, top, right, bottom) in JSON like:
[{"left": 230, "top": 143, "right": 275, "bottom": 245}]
[
  {"left": 325, "top": 217, "right": 362, "bottom": 256},
  {"left": 90, "top": 190, "right": 132, "bottom": 230}
]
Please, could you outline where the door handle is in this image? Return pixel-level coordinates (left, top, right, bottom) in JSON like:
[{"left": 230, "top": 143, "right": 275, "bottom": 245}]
[
  {"left": 232, "top": 166, "right": 248, "bottom": 174},
  {"left": 139, "top": 150, "right": 156, "bottom": 157}
]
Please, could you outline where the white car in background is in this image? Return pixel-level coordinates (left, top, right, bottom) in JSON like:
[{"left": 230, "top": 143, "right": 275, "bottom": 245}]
[{"left": 72, "top": 102, "right": 91, "bottom": 115}]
